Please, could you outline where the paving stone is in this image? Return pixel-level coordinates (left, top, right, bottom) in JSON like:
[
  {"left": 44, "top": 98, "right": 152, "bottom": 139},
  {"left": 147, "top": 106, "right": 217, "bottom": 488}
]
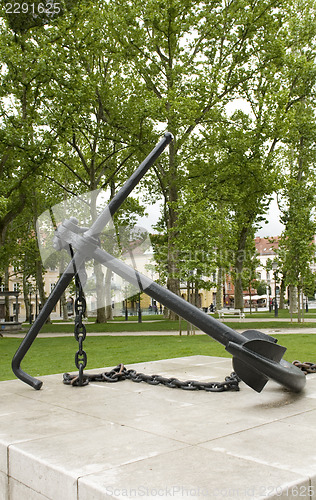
[
  {"left": 0, "top": 470, "right": 8, "bottom": 500},
  {"left": 9, "top": 422, "right": 187, "bottom": 500},
  {"left": 78, "top": 446, "right": 310, "bottom": 500},
  {"left": 0, "top": 356, "right": 315, "bottom": 500}
]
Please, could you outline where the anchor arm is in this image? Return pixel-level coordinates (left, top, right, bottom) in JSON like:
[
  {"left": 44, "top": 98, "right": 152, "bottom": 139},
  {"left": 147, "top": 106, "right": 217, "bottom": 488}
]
[{"left": 11, "top": 263, "right": 76, "bottom": 389}]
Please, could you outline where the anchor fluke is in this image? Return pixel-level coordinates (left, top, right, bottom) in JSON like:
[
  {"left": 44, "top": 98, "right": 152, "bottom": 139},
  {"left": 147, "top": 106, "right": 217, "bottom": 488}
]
[{"left": 226, "top": 339, "right": 306, "bottom": 393}]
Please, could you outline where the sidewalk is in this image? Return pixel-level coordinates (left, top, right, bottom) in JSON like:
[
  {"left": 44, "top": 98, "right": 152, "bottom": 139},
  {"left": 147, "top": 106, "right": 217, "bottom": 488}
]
[
  {"left": 3, "top": 327, "right": 316, "bottom": 338},
  {"left": 2, "top": 315, "right": 316, "bottom": 339}
]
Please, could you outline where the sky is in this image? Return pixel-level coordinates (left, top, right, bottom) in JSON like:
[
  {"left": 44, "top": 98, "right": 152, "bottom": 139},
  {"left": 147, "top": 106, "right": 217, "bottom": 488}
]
[{"left": 255, "top": 195, "right": 284, "bottom": 238}]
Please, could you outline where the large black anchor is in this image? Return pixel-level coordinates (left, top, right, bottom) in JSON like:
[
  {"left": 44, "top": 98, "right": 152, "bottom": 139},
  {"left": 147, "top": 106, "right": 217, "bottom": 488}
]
[{"left": 12, "top": 132, "right": 306, "bottom": 393}]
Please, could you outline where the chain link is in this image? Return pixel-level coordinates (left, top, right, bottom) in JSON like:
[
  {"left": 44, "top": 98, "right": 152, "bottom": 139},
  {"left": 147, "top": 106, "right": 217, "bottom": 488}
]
[
  {"left": 63, "top": 360, "right": 316, "bottom": 390},
  {"left": 73, "top": 291, "right": 88, "bottom": 386},
  {"left": 292, "top": 360, "right": 316, "bottom": 375},
  {"left": 63, "top": 363, "right": 241, "bottom": 392},
  {"left": 69, "top": 243, "right": 88, "bottom": 387}
]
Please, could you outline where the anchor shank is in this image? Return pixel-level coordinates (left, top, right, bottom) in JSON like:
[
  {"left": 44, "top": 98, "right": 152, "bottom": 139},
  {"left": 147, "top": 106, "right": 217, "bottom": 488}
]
[{"left": 92, "top": 247, "right": 247, "bottom": 347}]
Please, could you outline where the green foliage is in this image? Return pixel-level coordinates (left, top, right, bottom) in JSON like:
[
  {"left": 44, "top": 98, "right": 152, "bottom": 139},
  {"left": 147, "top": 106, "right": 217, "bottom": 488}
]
[
  {"left": 1, "top": 0, "right": 316, "bottom": 319},
  {"left": 1, "top": 0, "right": 76, "bottom": 33},
  {"left": 278, "top": 100, "right": 316, "bottom": 294},
  {"left": 256, "top": 281, "right": 268, "bottom": 296}
]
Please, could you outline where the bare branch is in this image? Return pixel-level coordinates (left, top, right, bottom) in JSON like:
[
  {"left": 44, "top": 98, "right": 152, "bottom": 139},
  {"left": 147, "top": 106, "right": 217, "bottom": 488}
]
[{"left": 57, "top": 158, "right": 90, "bottom": 188}]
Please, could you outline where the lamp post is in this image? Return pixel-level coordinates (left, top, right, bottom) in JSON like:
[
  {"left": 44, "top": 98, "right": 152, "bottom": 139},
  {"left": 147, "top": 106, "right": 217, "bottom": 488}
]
[
  {"left": 125, "top": 298, "right": 128, "bottom": 320},
  {"left": 124, "top": 286, "right": 128, "bottom": 321},
  {"left": 29, "top": 287, "right": 33, "bottom": 324},
  {"left": 266, "top": 278, "right": 271, "bottom": 312},
  {"left": 272, "top": 261, "right": 278, "bottom": 318}
]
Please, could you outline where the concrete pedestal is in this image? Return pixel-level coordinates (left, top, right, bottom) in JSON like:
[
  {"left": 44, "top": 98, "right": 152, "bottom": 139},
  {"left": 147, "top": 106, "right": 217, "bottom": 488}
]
[{"left": 1, "top": 356, "right": 315, "bottom": 499}]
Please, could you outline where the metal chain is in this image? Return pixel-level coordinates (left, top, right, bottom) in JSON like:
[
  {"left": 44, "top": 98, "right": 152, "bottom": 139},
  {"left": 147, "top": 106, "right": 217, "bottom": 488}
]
[
  {"left": 63, "top": 360, "right": 316, "bottom": 390},
  {"left": 69, "top": 244, "right": 88, "bottom": 387},
  {"left": 63, "top": 363, "right": 241, "bottom": 392},
  {"left": 292, "top": 360, "right": 316, "bottom": 375},
  {"left": 73, "top": 288, "right": 88, "bottom": 386}
]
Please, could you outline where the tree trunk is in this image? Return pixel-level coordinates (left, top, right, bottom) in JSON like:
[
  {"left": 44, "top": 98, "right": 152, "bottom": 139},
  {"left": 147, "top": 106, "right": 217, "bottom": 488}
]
[
  {"left": 186, "top": 280, "right": 191, "bottom": 335},
  {"left": 4, "top": 268, "right": 10, "bottom": 321},
  {"left": 22, "top": 271, "right": 30, "bottom": 322},
  {"left": 95, "top": 261, "right": 106, "bottom": 323},
  {"left": 234, "top": 227, "right": 248, "bottom": 311},
  {"left": 32, "top": 208, "right": 51, "bottom": 322},
  {"left": 105, "top": 267, "right": 113, "bottom": 320},
  {"left": 166, "top": 136, "right": 180, "bottom": 319},
  {"left": 60, "top": 292, "right": 68, "bottom": 320},
  {"left": 216, "top": 267, "right": 223, "bottom": 310},
  {"left": 289, "top": 285, "right": 298, "bottom": 317},
  {"left": 35, "top": 257, "right": 50, "bottom": 322},
  {"left": 279, "top": 277, "right": 286, "bottom": 310},
  {"left": 59, "top": 253, "right": 69, "bottom": 320},
  {"left": 89, "top": 190, "right": 107, "bottom": 323},
  {"left": 297, "top": 285, "right": 301, "bottom": 323}
]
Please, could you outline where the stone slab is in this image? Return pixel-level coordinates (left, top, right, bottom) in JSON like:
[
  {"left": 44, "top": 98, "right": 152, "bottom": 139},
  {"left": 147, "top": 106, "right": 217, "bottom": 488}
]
[{"left": 0, "top": 356, "right": 315, "bottom": 500}]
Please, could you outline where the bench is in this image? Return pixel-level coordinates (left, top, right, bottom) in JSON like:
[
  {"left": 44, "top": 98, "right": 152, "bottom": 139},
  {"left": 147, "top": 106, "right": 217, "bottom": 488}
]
[
  {"left": 217, "top": 309, "right": 245, "bottom": 320},
  {"left": 0, "top": 322, "right": 23, "bottom": 332}
]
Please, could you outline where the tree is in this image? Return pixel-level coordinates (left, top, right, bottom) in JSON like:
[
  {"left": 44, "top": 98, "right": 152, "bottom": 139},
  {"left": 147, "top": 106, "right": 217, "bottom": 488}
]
[
  {"left": 275, "top": 0, "right": 316, "bottom": 319},
  {"left": 106, "top": 0, "right": 288, "bottom": 317},
  {"left": 0, "top": 10, "right": 61, "bottom": 268},
  {"left": 278, "top": 101, "right": 316, "bottom": 321},
  {"left": 182, "top": 0, "right": 316, "bottom": 311},
  {"left": 1, "top": 3, "right": 157, "bottom": 322},
  {"left": 186, "top": 109, "right": 277, "bottom": 310},
  {"left": 39, "top": 7, "right": 157, "bottom": 321}
]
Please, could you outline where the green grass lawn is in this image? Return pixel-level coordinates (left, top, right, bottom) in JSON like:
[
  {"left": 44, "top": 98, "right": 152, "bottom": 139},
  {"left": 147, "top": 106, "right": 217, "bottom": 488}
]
[
  {"left": 223, "top": 321, "right": 316, "bottom": 329},
  {"left": 37, "top": 318, "right": 185, "bottom": 333},
  {"left": 1, "top": 333, "right": 315, "bottom": 382},
  {"left": 18, "top": 310, "right": 316, "bottom": 335},
  {"left": 243, "top": 309, "right": 316, "bottom": 319}
]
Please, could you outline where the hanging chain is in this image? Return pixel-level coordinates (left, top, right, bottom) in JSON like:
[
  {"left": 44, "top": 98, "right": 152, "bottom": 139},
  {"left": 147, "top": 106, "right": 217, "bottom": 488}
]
[
  {"left": 63, "top": 363, "right": 241, "bottom": 392},
  {"left": 68, "top": 245, "right": 89, "bottom": 387},
  {"left": 72, "top": 282, "right": 89, "bottom": 386}
]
